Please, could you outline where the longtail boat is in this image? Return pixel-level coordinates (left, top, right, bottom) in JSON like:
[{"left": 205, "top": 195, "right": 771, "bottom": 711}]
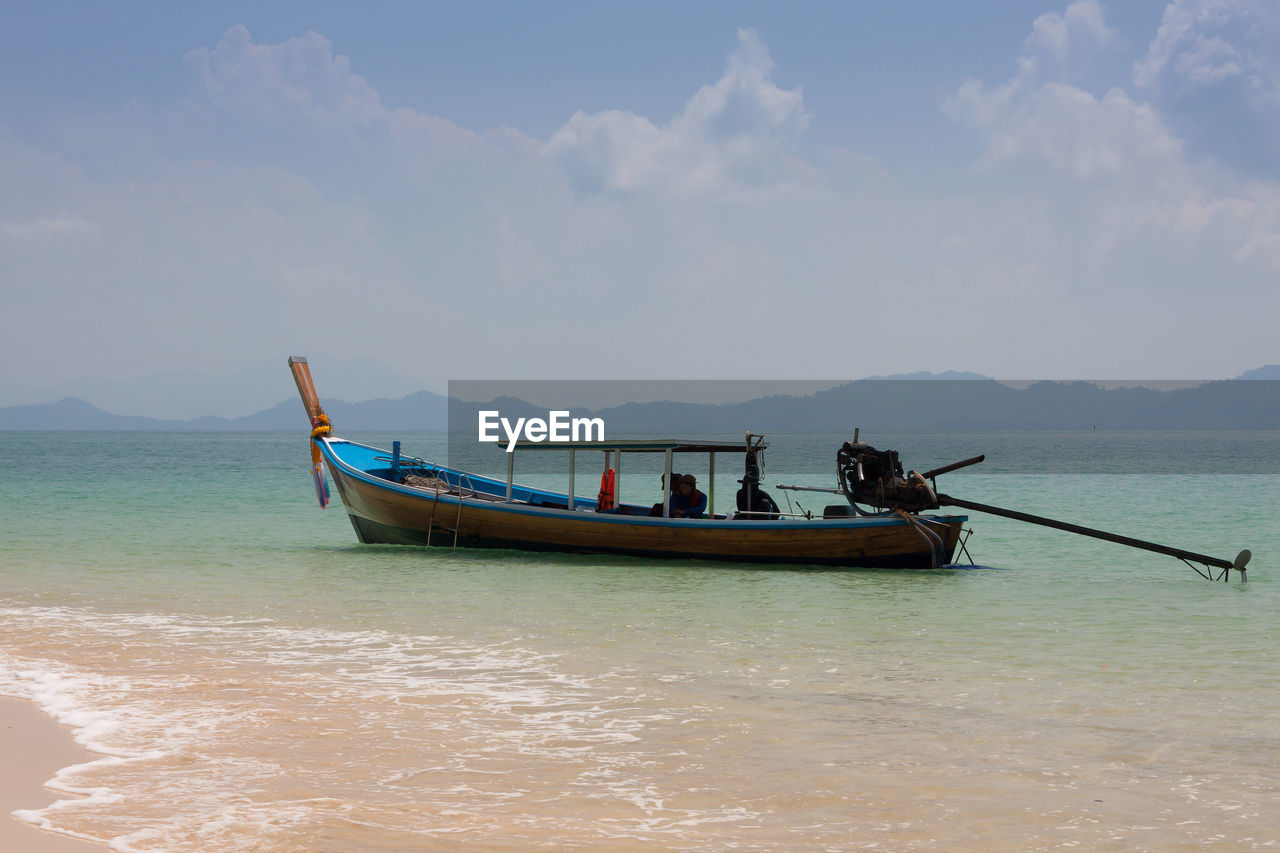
[
  {"left": 288, "top": 357, "right": 1251, "bottom": 579},
  {"left": 289, "top": 357, "right": 968, "bottom": 568}
]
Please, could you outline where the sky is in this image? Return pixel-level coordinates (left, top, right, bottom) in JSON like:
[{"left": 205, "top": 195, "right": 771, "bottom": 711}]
[{"left": 2, "top": 0, "right": 1278, "bottom": 415}]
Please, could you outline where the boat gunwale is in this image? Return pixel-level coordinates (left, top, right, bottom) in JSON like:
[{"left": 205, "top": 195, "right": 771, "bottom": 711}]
[{"left": 319, "top": 436, "right": 968, "bottom": 531}]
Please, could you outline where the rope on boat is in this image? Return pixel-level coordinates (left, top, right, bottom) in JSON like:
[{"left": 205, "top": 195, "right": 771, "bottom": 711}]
[
  {"left": 895, "top": 509, "right": 943, "bottom": 568},
  {"left": 453, "top": 498, "right": 462, "bottom": 548},
  {"left": 426, "top": 489, "right": 438, "bottom": 550},
  {"left": 451, "top": 475, "right": 477, "bottom": 548},
  {"left": 917, "top": 519, "right": 946, "bottom": 568},
  {"left": 918, "top": 516, "right": 963, "bottom": 567},
  {"left": 403, "top": 475, "right": 450, "bottom": 490}
]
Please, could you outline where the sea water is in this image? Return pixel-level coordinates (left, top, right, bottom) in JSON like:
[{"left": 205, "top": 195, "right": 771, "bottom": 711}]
[{"left": 1, "top": 430, "right": 1277, "bottom": 851}]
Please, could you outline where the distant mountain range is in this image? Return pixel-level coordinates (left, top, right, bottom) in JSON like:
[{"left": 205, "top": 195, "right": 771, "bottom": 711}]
[
  {"left": 448, "top": 378, "right": 1280, "bottom": 432},
  {"left": 0, "top": 391, "right": 449, "bottom": 431},
  {"left": 0, "top": 355, "right": 436, "bottom": 421},
  {"left": 2, "top": 371, "right": 1278, "bottom": 431}
]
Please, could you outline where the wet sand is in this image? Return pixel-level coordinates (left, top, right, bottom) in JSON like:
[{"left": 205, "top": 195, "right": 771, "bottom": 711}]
[{"left": 0, "top": 696, "right": 106, "bottom": 851}]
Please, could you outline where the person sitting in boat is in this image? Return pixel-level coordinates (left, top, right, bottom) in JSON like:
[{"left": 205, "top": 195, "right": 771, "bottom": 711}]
[
  {"left": 735, "top": 470, "right": 780, "bottom": 520},
  {"left": 648, "top": 472, "right": 682, "bottom": 516},
  {"left": 669, "top": 474, "right": 708, "bottom": 519}
]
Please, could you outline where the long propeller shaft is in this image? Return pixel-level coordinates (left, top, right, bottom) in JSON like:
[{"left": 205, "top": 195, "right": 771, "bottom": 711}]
[{"left": 936, "top": 493, "right": 1249, "bottom": 578}]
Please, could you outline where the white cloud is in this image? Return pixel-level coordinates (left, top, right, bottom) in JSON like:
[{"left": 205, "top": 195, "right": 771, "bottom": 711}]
[
  {"left": 1176, "top": 35, "right": 1243, "bottom": 86},
  {"left": 3, "top": 214, "right": 98, "bottom": 241},
  {"left": 0, "top": 132, "right": 399, "bottom": 386},
  {"left": 943, "top": 1, "right": 1179, "bottom": 182},
  {"left": 1024, "top": 0, "right": 1117, "bottom": 75},
  {"left": 941, "top": 0, "right": 1280, "bottom": 284},
  {"left": 4, "top": 17, "right": 1280, "bottom": 399},
  {"left": 1134, "top": 0, "right": 1279, "bottom": 98},
  {"left": 179, "top": 25, "right": 530, "bottom": 196},
  {"left": 183, "top": 25, "right": 384, "bottom": 127},
  {"left": 542, "top": 29, "right": 808, "bottom": 195},
  {"left": 947, "top": 80, "right": 1185, "bottom": 182}
]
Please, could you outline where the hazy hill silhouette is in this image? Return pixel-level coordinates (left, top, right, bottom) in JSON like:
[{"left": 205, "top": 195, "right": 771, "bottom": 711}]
[{"left": 4, "top": 378, "right": 1278, "bottom": 431}]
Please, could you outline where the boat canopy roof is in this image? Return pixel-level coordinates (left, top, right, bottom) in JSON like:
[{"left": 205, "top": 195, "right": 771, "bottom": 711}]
[{"left": 497, "top": 438, "right": 765, "bottom": 453}]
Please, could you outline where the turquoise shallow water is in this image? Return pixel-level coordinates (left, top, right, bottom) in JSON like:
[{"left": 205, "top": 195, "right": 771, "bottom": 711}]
[{"left": 1, "top": 430, "right": 1277, "bottom": 850}]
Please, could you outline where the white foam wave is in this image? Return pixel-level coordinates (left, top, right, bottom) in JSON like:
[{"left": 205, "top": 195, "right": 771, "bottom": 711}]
[{"left": 0, "top": 604, "right": 752, "bottom": 850}]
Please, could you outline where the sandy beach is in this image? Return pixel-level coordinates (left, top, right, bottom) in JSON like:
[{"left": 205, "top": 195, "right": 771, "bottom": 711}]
[{"left": 1, "top": 697, "right": 105, "bottom": 852}]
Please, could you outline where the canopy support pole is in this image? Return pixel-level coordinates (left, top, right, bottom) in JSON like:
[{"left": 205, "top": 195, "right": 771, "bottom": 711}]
[
  {"left": 568, "top": 449, "right": 576, "bottom": 512},
  {"left": 709, "top": 452, "right": 715, "bottom": 517},
  {"left": 506, "top": 452, "right": 514, "bottom": 503},
  {"left": 662, "top": 449, "right": 673, "bottom": 518}
]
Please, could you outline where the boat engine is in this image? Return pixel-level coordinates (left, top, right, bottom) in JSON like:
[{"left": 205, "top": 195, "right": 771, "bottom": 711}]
[{"left": 836, "top": 441, "right": 939, "bottom": 513}]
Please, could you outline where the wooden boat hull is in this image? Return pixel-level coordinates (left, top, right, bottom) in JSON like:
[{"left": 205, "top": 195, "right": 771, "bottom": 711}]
[{"left": 320, "top": 439, "right": 966, "bottom": 569}]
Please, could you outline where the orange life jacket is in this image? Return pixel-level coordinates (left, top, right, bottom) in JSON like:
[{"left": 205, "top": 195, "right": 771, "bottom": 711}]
[{"left": 597, "top": 467, "right": 616, "bottom": 512}]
